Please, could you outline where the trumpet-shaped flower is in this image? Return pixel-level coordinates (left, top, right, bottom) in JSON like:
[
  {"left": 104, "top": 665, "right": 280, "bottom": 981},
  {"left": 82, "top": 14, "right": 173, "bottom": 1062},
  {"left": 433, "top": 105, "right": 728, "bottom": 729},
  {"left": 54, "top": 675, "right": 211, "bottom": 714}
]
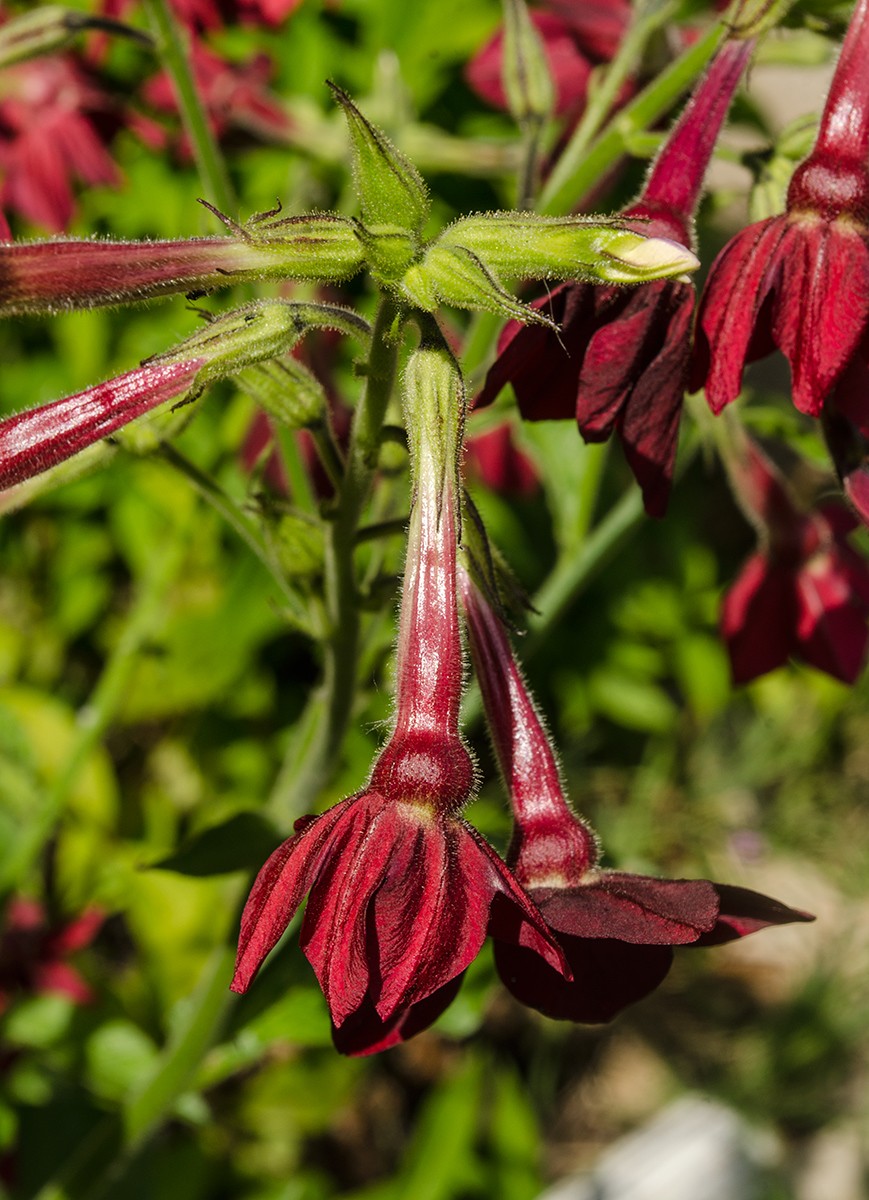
[
  {"left": 477, "top": 38, "right": 753, "bottom": 516},
  {"left": 231, "top": 343, "right": 567, "bottom": 1055},
  {"left": 692, "top": 0, "right": 869, "bottom": 417},
  {"left": 458, "top": 562, "right": 813, "bottom": 1022}
]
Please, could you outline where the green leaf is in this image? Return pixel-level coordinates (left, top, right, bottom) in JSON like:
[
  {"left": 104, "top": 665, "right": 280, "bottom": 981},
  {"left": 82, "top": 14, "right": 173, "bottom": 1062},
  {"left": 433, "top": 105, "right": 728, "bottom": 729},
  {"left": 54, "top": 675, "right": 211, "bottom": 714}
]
[{"left": 154, "top": 812, "right": 283, "bottom": 877}]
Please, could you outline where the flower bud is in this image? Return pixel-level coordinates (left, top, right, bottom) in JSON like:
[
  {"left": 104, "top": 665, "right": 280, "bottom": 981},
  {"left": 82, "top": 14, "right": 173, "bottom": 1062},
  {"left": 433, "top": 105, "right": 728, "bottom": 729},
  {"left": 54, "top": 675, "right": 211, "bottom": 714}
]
[
  {"left": 235, "top": 359, "right": 326, "bottom": 430},
  {"left": 438, "top": 213, "right": 699, "bottom": 285},
  {"left": 501, "top": 0, "right": 555, "bottom": 127},
  {"left": 329, "top": 84, "right": 430, "bottom": 235}
]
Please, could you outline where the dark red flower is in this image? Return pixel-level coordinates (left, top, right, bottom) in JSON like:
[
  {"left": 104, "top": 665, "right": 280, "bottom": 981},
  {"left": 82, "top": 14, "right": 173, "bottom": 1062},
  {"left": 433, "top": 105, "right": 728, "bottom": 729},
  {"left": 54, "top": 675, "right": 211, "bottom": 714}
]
[
  {"left": 458, "top": 561, "right": 813, "bottom": 1023},
  {"left": 692, "top": 0, "right": 869, "bottom": 417},
  {"left": 0, "top": 55, "right": 119, "bottom": 232},
  {"left": 464, "top": 422, "right": 540, "bottom": 497},
  {"left": 477, "top": 39, "right": 753, "bottom": 517},
  {"left": 720, "top": 430, "right": 869, "bottom": 684},
  {"left": 143, "top": 44, "right": 290, "bottom": 146},
  {"left": 232, "top": 349, "right": 568, "bottom": 1055},
  {"left": 0, "top": 897, "right": 103, "bottom": 1014}
]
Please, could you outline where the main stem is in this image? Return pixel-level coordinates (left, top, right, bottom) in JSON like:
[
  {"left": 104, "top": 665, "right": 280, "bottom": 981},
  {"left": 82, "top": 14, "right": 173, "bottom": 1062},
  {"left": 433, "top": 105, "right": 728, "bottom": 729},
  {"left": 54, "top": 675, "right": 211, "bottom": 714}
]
[{"left": 269, "top": 295, "right": 402, "bottom": 823}]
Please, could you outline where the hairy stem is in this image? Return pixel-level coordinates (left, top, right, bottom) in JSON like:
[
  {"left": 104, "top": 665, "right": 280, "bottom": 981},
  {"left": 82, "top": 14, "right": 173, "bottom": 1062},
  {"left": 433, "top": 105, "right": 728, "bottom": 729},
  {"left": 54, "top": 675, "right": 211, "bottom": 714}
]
[{"left": 269, "top": 295, "right": 403, "bottom": 824}]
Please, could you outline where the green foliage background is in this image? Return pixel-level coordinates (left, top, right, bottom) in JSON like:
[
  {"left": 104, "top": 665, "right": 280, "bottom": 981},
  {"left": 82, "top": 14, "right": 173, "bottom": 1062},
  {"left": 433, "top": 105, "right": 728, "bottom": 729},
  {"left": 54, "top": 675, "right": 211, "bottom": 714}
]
[{"left": 0, "top": 0, "right": 867, "bottom": 1197}]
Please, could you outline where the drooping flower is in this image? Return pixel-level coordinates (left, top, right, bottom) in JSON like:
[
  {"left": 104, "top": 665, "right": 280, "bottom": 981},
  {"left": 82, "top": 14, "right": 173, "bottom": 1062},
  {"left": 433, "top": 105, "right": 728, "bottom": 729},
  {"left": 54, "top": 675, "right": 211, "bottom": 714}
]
[
  {"left": 692, "top": 0, "right": 869, "bottom": 417},
  {"left": 231, "top": 340, "right": 568, "bottom": 1056},
  {"left": 0, "top": 897, "right": 103, "bottom": 1014},
  {"left": 457, "top": 560, "right": 813, "bottom": 1022},
  {"left": 477, "top": 38, "right": 753, "bottom": 516},
  {"left": 0, "top": 54, "right": 120, "bottom": 232},
  {"left": 720, "top": 427, "right": 869, "bottom": 685}
]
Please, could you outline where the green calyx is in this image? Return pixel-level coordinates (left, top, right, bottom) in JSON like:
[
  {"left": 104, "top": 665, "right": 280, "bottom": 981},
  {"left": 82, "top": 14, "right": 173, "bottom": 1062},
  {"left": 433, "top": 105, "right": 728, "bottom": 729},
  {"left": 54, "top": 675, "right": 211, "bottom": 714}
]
[
  {"left": 402, "top": 326, "right": 466, "bottom": 503},
  {"left": 153, "top": 300, "right": 371, "bottom": 407}
]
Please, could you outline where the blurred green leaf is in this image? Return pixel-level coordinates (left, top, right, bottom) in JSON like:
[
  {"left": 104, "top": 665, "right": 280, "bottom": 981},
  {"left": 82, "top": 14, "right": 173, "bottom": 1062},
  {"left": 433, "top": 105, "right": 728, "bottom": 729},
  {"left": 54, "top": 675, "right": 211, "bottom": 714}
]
[{"left": 154, "top": 812, "right": 282, "bottom": 877}]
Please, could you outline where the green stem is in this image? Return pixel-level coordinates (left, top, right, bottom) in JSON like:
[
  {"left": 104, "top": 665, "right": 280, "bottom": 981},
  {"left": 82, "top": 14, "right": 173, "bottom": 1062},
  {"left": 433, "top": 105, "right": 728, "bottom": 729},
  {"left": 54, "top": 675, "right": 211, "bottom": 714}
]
[
  {"left": 276, "top": 424, "right": 316, "bottom": 515},
  {"left": 540, "top": 19, "right": 724, "bottom": 214},
  {"left": 142, "top": 0, "right": 236, "bottom": 219},
  {"left": 268, "top": 295, "right": 403, "bottom": 826}
]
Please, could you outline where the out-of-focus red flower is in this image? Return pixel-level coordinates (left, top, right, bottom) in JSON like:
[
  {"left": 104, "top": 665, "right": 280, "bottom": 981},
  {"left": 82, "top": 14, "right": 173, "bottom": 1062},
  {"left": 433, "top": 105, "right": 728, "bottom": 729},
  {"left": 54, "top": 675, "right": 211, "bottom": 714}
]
[
  {"left": 240, "top": 408, "right": 291, "bottom": 495},
  {"left": 467, "top": 11, "right": 594, "bottom": 118},
  {"left": 458, "top": 561, "right": 813, "bottom": 1022},
  {"left": 0, "top": 897, "right": 103, "bottom": 1013},
  {"left": 232, "top": 359, "right": 568, "bottom": 1055},
  {"left": 143, "top": 44, "right": 290, "bottom": 145},
  {"left": 466, "top": 0, "right": 630, "bottom": 118},
  {"left": 477, "top": 39, "right": 752, "bottom": 517},
  {"left": 464, "top": 422, "right": 540, "bottom": 497},
  {"left": 720, "top": 431, "right": 869, "bottom": 684},
  {"left": 102, "top": 0, "right": 301, "bottom": 32},
  {"left": 692, "top": 0, "right": 869, "bottom": 418},
  {"left": 0, "top": 55, "right": 119, "bottom": 232}
]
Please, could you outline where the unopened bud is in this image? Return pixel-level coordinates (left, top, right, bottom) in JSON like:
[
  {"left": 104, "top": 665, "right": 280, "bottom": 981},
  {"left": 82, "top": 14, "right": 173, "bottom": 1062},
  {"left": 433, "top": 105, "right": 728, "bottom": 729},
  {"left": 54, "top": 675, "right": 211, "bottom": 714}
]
[
  {"left": 236, "top": 358, "right": 325, "bottom": 429},
  {"left": 501, "top": 0, "right": 554, "bottom": 126},
  {"left": 329, "top": 84, "right": 430, "bottom": 235},
  {"left": 439, "top": 213, "right": 699, "bottom": 285}
]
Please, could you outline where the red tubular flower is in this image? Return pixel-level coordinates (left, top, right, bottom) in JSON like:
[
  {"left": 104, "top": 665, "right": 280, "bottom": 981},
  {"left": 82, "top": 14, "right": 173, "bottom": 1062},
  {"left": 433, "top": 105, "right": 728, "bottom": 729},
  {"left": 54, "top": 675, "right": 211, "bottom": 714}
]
[
  {"left": 0, "top": 897, "right": 103, "bottom": 1014},
  {"left": 458, "top": 562, "right": 813, "bottom": 1023},
  {"left": 0, "top": 358, "right": 203, "bottom": 492},
  {"left": 477, "top": 39, "right": 753, "bottom": 517},
  {"left": 720, "top": 430, "right": 869, "bottom": 684},
  {"left": 692, "top": 0, "right": 869, "bottom": 417},
  {"left": 231, "top": 343, "right": 567, "bottom": 1056},
  {"left": 0, "top": 55, "right": 119, "bottom": 232}
]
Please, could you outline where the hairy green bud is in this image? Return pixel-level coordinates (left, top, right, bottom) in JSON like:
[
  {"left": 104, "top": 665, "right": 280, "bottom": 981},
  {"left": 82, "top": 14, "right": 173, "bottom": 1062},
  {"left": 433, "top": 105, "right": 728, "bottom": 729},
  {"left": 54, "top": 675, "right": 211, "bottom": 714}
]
[
  {"left": 439, "top": 213, "right": 700, "bottom": 284},
  {"left": 501, "top": 0, "right": 554, "bottom": 126}
]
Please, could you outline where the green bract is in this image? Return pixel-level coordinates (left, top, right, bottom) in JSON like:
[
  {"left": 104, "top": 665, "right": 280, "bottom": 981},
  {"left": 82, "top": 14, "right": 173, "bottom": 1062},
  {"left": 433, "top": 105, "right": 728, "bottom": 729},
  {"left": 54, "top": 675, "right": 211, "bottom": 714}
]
[{"left": 330, "top": 83, "right": 431, "bottom": 236}]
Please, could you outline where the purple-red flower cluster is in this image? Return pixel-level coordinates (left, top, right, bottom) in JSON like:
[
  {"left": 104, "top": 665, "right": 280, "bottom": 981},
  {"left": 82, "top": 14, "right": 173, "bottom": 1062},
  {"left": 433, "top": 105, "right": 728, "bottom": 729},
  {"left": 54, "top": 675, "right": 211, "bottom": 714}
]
[
  {"left": 231, "top": 346, "right": 568, "bottom": 1056},
  {"left": 692, "top": 0, "right": 869, "bottom": 419},
  {"left": 466, "top": 0, "right": 630, "bottom": 120}
]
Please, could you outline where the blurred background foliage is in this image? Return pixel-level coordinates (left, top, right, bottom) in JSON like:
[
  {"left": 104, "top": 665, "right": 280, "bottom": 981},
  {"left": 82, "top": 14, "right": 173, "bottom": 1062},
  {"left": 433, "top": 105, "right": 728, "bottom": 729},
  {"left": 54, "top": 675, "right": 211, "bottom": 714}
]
[{"left": 0, "top": 0, "right": 867, "bottom": 1197}]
